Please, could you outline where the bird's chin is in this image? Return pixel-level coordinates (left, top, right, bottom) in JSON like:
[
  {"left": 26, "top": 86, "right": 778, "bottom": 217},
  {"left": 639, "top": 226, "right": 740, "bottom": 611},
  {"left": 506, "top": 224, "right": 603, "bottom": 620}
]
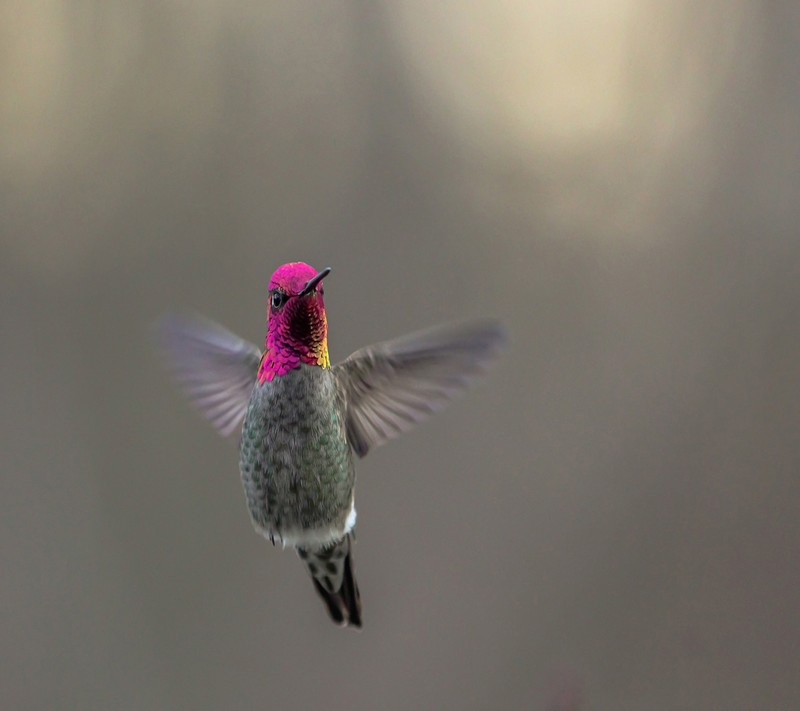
[{"left": 288, "top": 300, "right": 327, "bottom": 345}]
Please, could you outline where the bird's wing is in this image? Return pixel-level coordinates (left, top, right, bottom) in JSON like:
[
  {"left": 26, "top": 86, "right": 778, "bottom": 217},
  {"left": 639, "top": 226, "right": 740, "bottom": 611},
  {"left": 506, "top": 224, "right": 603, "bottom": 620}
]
[
  {"left": 334, "top": 320, "right": 506, "bottom": 457},
  {"left": 156, "top": 313, "right": 262, "bottom": 436}
]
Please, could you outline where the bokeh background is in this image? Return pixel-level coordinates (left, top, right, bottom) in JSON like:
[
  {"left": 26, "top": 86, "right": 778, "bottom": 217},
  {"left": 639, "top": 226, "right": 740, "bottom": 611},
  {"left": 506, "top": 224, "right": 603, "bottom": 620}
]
[{"left": 2, "top": 2, "right": 799, "bottom": 709}]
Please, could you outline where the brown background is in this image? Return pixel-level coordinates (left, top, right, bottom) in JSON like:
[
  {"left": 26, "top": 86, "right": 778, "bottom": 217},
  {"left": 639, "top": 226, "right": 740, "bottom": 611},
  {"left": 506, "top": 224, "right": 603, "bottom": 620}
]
[{"left": 2, "top": 2, "right": 799, "bottom": 709}]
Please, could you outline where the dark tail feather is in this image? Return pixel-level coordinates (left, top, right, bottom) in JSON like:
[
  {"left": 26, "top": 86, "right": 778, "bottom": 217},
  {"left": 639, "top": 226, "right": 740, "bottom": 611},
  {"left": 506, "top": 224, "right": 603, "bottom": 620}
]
[{"left": 299, "top": 534, "right": 362, "bottom": 629}]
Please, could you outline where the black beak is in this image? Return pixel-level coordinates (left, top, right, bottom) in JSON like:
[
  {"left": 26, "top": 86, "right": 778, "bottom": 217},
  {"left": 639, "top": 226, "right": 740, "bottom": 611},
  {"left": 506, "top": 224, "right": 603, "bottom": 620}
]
[{"left": 298, "top": 267, "right": 331, "bottom": 297}]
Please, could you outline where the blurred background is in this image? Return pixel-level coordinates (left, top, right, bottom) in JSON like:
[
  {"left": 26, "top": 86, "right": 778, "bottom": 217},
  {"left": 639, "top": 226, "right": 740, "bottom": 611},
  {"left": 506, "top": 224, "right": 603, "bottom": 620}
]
[{"left": 2, "top": 2, "right": 799, "bottom": 709}]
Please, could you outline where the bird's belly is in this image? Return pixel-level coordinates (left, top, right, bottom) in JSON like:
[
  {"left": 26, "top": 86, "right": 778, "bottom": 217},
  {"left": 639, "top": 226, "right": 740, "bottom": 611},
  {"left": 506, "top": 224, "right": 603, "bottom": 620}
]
[
  {"left": 273, "top": 503, "right": 357, "bottom": 548},
  {"left": 239, "top": 376, "right": 354, "bottom": 545},
  {"left": 242, "top": 443, "right": 354, "bottom": 544}
]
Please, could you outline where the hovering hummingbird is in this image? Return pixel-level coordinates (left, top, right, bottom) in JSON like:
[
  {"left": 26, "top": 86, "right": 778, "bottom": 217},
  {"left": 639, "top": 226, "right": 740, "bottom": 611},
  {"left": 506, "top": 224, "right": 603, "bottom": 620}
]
[{"left": 158, "top": 262, "right": 505, "bottom": 628}]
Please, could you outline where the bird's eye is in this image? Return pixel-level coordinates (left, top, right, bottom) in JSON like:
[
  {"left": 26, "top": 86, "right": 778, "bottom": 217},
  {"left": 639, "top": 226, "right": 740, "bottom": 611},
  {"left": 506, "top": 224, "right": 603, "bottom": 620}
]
[{"left": 271, "top": 291, "right": 287, "bottom": 309}]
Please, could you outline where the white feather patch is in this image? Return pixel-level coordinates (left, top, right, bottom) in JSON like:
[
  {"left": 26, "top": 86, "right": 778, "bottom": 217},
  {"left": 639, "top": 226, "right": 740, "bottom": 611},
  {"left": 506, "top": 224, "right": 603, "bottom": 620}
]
[{"left": 257, "top": 499, "right": 356, "bottom": 549}]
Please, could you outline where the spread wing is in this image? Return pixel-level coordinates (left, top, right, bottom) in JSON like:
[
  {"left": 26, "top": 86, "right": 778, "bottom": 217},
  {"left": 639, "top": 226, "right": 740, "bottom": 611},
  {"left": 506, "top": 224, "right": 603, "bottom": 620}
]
[
  {"left": 156, "top": 313, "right": 262, "bottom": 436},
  {"left": 334, "top": 320, "right": 506, "bottom": 457}
]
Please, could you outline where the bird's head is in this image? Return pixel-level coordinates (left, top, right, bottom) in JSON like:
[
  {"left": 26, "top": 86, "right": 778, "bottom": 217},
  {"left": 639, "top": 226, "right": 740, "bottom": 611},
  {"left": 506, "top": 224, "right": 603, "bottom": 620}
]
[{"left": 259, "top": 262, "right": 331, "bottom": 381}]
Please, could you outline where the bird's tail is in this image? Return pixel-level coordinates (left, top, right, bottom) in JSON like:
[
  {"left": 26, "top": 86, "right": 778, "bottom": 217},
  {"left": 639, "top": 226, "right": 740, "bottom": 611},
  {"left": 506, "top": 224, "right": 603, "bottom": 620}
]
[{"left": 298, "top": 534, "right": 362, "bottom": 629}]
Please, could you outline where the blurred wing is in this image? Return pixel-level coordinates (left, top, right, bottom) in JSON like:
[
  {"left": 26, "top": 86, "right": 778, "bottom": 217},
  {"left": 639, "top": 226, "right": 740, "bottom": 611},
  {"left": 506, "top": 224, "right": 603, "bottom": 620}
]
[
  {"left": 334, "top": 320, "right": 507, "bottom": 457},
  {"left": 156, "top": 313, "right": 262, "bottom": 436}
]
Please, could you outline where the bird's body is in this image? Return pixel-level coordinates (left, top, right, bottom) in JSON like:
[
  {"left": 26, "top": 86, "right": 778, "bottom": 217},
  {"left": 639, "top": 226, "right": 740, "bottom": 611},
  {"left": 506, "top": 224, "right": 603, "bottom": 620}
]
[
  {"left": 241, "top": 364, "right": 362, "bottom": 625},
  {"left": 159, "top": 262, "right": 505, "bottom": 628},
  {"left": 240, "top": 364, "right": 354, "bottom": 549}
]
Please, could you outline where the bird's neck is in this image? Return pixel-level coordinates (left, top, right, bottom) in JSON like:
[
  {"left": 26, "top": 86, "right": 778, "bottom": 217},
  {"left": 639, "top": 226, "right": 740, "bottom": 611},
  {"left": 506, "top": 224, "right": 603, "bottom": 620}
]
[{"left": 258, "top": 320, "right": 330, "bottom": 383}]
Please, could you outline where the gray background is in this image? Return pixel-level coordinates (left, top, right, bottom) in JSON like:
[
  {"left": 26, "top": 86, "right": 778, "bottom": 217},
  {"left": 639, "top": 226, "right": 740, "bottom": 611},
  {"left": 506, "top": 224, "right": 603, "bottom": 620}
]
[{"left": 2, "top": 2, "right": 799, "bottom": 709}]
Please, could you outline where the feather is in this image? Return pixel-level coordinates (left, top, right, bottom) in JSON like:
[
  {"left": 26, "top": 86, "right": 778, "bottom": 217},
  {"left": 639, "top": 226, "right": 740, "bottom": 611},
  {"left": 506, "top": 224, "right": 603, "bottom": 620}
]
[
  {"left": 334, "top": 320, "right": 506, "bottom": 457},
  {"left": 156, "top": 313, "right": 262, "bottom": 436}
]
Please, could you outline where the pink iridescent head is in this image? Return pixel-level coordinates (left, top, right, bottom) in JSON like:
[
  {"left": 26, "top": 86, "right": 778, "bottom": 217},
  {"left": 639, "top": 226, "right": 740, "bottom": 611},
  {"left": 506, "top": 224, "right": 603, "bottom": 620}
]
[{"left": 258, "top": 262, "right": 331, "bottom": 382}]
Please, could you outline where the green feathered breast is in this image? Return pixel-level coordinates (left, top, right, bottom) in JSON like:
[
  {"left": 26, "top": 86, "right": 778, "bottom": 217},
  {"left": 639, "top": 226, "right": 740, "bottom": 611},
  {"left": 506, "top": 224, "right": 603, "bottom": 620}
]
[{"left": 239, "top": 364, "right": 355, "bottom": 542}]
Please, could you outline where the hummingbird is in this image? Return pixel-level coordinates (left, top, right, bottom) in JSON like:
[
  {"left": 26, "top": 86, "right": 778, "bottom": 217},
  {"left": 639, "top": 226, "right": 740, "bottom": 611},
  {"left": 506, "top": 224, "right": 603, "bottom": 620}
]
[{"left": 158, "top": 262, "right": 505, "bottom": 628}]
